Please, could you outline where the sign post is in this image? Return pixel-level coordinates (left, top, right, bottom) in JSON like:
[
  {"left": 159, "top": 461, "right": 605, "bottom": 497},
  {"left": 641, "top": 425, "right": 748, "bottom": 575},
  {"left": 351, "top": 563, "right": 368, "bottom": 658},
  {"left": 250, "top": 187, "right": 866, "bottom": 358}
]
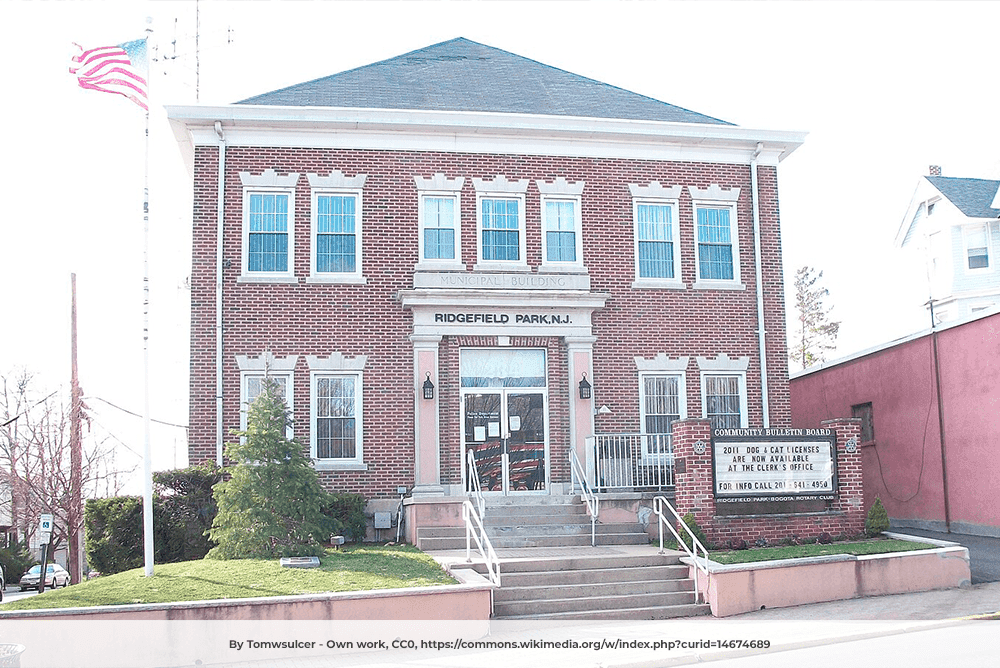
[{"left": 38, "top": 514, "right": 54, "bottom": 593}]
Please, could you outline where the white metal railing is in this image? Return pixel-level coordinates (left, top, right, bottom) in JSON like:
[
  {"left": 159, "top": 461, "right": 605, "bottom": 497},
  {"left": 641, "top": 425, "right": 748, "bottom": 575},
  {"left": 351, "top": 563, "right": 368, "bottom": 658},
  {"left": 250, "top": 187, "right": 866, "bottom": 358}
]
[
  {"left": 594, "top": 433, "right": 674, "bottom": 490},
  {"left": 465, "top": 450, "right": 500, "bottom": 589},
  {"left": 466, "top": 448, "right": 486, "bottom": 518},
  {"left": 568, "top": 448, "right": 599, "bottom": 546},
  {"left": 653, "top": 496, "right": 710, "bottom": 604}
]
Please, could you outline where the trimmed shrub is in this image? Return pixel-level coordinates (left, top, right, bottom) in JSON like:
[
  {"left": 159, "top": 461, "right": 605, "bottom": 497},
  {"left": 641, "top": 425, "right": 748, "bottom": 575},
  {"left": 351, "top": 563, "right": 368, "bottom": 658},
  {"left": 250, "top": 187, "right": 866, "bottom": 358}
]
[
  {"left": 322, "top": 492, "right": 367, "bottom": 542},
  {"left": 154, "top": 461, "right": 224, "bottom": 561},
  {"left": 85, "top": 496, "right": 178, "bottom": 575},
  {"left": 678, "top": 513, "right": 711, "bottom": 551},
  {"left": 865, "top": 496, "right": 890, "bottom": 537},
  {"left": 207, "top": 379, "right": 330, "bottom": 559},
  {"left": 816, "top": 532, "right": 833, "bottom": 544}
]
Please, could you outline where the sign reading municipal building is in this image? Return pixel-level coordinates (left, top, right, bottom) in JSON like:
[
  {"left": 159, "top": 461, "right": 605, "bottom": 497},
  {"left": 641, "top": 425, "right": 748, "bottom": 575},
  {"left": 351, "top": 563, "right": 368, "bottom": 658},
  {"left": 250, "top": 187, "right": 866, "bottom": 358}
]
[{"left": 712, "top": 428, "right": 837, "bottom": 503}]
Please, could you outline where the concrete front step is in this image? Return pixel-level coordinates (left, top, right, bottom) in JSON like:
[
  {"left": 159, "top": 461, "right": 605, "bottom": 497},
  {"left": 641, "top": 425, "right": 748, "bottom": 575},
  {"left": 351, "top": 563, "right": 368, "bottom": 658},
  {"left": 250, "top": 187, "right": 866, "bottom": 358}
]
[
  {"left": 499, "top": 564, "right": 689, "bottom": 587},
  {"left": 488, "top": 522, "right": 642, "bottom": 537},
  {"left": 494, "top": 578, "right": 694, "bottom": 602},
  {"left": 497, "top": 603, "right": 713, "bottom": 621},
  {"left": 494, "top": 590, "right": 698, "bottom": 617}
]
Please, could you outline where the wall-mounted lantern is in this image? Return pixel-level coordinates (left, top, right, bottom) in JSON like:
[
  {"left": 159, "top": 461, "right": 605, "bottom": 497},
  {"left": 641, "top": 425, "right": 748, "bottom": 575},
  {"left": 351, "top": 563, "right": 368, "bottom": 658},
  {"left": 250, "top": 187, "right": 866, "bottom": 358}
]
[
  {"left": 579, "top": 373, "right": 592, "bottom": 400},
  {"left": 422, "top": 373, "right": 435, "bottom": 400}
]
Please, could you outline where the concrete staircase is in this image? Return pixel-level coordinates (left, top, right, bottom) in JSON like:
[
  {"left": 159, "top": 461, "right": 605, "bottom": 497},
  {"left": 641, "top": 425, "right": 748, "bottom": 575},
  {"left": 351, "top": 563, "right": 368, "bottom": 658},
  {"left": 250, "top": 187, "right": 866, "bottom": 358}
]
[
  {"left": 485, "top": 554, "right": 710, "bottom": 620},
  {"left": 419, "top": 495, "right": 711, "bottom": 620},
  {"left": 416, "top": 495, "right": 649, "bottom": 550}
]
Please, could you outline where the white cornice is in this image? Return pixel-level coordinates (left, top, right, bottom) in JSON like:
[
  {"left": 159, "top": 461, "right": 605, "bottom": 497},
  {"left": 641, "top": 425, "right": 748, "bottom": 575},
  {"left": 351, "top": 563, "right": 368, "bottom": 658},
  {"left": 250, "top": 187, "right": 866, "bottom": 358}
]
[{"left": 166, "top": 104, "right": 806, "bottom": 173}]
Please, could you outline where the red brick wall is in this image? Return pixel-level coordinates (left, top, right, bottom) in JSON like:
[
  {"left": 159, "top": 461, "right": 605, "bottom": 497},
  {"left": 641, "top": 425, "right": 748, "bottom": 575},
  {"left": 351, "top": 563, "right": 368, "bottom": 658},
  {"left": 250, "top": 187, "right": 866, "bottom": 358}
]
[{"left": 188, "top": 146, "right": 792, "bottom": 499}]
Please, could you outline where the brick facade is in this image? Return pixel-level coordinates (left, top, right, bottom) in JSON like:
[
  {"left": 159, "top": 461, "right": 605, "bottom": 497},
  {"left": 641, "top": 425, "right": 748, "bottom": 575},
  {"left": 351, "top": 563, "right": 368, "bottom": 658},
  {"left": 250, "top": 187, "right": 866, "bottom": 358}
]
[{"left": 184, "top": 144, "right": 796, "bottom": 502}]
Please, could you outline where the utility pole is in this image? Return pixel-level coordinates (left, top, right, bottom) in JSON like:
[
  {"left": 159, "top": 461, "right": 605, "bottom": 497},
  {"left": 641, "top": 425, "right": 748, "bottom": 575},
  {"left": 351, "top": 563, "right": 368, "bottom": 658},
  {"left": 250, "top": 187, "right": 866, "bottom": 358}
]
[{"left": 69, "top": 273, "right": 83, "bottom": 584}]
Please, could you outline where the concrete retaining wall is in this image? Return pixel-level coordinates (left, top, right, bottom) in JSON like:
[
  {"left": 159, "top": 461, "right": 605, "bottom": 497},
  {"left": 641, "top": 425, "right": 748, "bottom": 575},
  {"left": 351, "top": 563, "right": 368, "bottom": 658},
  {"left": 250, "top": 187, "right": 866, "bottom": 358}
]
[
  {"left": 0, "top": 571, "right": 493, "bottom": 621},
  {"left": 689, "top": 534, "right": 971, "bottom": 617}
]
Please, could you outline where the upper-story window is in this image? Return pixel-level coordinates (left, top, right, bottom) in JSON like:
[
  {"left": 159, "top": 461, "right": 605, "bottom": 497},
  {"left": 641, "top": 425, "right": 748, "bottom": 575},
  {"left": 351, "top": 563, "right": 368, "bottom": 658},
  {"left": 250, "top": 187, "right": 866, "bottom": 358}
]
[
  {"left": 965, "top": 223, "right": 991, "bottom": 271},
  {"left": 415, "top": 174, "right": 464, "bottom": 268},
  {"left": 307, "top": 171, "right": 367, "bottom": 283},
  {"left": 689, "top": 185, "right": 743, "bottom": 289},
  {"left": 629, "top": 182, "right": 682, "bottom": 288},
  {"left": 473, "top": 176, "right": 529, "bottom": 270},
  {"left": 240, "top": 170, "right": 299, "bottom": 282},
  {"left": 538, "top": 178, "right": 585, "bottom": 271}
]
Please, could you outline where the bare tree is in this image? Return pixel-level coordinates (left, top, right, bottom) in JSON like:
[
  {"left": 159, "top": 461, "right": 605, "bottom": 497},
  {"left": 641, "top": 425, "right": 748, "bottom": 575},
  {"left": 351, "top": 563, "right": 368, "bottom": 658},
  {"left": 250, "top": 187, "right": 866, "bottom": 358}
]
[
  {"left": 789, "top": 266, "right": 841, "bottom": 370},
  {"left": 1, "top": 370, "right": 133, "bottom": 581}
]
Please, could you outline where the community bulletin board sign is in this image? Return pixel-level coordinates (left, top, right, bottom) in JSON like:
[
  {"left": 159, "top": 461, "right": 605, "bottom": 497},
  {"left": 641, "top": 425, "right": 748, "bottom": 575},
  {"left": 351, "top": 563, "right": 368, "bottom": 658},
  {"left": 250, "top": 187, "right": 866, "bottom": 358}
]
[{"left": 712, "top": 428, "right": 838, "bottom": 503}]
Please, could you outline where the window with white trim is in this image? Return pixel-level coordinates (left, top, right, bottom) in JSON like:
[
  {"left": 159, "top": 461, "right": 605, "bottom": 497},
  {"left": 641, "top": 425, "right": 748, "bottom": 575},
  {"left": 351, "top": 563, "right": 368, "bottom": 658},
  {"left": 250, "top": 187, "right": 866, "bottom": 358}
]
[
  {"left": 702, "top": 374, "right": 746, "bottom": 429},
  {"left": 542, "top": 198, "right": 582, "bottom": 264},
  {"left": 239, "top": 170, "right": 299, "bottom": 281},
  {"left": 965, "top": 223, "right": 991, "bottom": 271},
  {"left": 695, "top": 205, "right": 737, "bottom": 281},
  {"left": 697, "top": 353, "right": 748, "bottom": 429},
  {"left": 640, "top": 374, "right": 685, "bottom": 459},
  {"left": 236, "top": 352, "right": 298, "bottom": 439},
  {"left": 308, "top": 353, "right": 367, "bottom": 470},
  {"left": 629, "top": 182, "right": 682, "bottom": 287},
  {"left": 421, "top": 194, "right": 459, "bottom": 262},
  {"left": 314, "top": 375, "right": 359, "bottom": 460},
  {"left": 307, "top": 171, "right": 366, "bottom": 283},
  {"left": 415, "top": 174, "right": 465, "bottom": 268},
  {"left": 635, "top": 202, "right": 679, "bottom": 279},
  {"left": 689, "top": 185, "right": 742, "bottom": 288},
  {"left": 473, "top": 176, "right": 529, "bottom": 269}
]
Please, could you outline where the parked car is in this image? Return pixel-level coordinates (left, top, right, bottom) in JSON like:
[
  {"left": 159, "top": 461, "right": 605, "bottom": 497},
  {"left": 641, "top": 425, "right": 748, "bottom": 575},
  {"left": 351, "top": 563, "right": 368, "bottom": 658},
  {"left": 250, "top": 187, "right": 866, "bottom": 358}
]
[{"left": 19, "top": 564, "right": 70, "bottom": 591}]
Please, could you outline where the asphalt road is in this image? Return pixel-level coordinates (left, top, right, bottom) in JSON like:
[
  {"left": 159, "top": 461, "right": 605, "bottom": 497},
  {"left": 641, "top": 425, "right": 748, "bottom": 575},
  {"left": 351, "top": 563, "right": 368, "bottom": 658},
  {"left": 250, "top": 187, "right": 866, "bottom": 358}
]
[{"left": 894, "top": 528, "right": 1000, "bottom": 584}]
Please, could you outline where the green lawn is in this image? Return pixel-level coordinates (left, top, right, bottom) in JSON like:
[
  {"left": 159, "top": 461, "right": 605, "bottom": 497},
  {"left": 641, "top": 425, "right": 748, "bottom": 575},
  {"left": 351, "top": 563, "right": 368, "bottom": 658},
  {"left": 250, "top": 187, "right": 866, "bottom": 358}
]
[
  {"left": 708, "top": 537, "right": 936, "bottom": 565},
  {"left": 0, "top": 544, "right": 456, "bottom": 611}
]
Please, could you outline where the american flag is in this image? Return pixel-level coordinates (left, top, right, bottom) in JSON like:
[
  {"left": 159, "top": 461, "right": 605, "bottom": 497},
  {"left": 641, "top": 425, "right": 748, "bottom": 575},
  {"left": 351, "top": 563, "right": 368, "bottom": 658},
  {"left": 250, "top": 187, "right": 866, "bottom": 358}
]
[{"left": 69, "top": 39, "right": 148, "bottom": 111}]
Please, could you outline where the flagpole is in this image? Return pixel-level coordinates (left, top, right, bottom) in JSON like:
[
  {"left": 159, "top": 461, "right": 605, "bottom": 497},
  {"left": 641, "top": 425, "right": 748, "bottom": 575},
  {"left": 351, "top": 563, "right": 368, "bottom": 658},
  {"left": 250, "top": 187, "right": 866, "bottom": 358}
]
[{"left": 142, "top": 26, "right": 154, "bottom": 578}]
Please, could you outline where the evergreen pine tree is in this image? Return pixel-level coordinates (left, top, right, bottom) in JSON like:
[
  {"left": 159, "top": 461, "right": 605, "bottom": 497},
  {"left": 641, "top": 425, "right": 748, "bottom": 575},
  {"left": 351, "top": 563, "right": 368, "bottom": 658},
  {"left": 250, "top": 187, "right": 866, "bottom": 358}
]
[
  {"left": 789, "top": 266, "right": 841, "bottom": 370},
  {"left": 207, "top": 379, "right": 330, "bottom": 559}
]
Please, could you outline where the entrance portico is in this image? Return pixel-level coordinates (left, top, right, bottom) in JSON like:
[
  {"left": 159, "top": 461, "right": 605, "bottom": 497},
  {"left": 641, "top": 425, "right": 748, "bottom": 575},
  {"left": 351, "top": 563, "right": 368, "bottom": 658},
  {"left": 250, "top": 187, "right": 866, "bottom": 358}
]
[{"left": 401, "top": 271, "right": 606, "bottom": 498}]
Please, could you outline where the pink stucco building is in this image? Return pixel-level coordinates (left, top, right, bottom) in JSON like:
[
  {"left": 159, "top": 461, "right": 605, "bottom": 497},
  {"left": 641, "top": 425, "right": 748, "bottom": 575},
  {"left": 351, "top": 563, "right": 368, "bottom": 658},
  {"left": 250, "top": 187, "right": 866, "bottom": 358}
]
[{"left": 790, "top": 309, "right": 1000, "bottom": 538}]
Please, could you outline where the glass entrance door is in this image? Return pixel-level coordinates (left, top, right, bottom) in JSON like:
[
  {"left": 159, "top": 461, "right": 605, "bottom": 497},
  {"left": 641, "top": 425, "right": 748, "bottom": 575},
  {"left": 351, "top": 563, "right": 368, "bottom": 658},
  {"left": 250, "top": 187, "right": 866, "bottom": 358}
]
[{"left": 464, "top": 390, "right": 546, "bottom": 493}]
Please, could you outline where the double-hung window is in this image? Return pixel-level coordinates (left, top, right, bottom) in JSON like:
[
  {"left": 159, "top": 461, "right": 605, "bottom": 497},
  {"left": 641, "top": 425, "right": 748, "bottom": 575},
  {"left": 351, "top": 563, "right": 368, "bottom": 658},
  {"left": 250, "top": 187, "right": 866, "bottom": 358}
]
[
  {"left": 636, "top": 203, "right": 678, "bottom": 279},
  {"left": 543, "top": 200, "right": 580, "bottom": 264},
  {"left": 247, "top": 193, "right": 291, "bottom": 273},
  {"left": 481, "top": 197, "right": 522, "bottom": 262},
  {"left": 703, "top": 375, "right": 744, "bottom": 429},
  {"left": 629, "top": 182, "right": 682, "bottom": 287},
  {"left": 473, "top": 176, "right": 529, "bottom": 269},
  {"left": 696, "top": 207, "right": 735, "bottom": 280},
  {"left": 236, "top": 353, "right": 298, "bottom": 439},
  {"left": 689, "top": 185, "right": 742, "bottom": 289},
  {"left": 308, "top": 353, "right": 367, "bottom": 470},
  {"left": 538, "top": 178, "right": 585, "bottom": 271},
  {"left": 965, "top": 223, "right": 991, "bottom": 271},
  {"left": 308, "top": 171, "right": 366, "bottom": 283},
  {"left": 314, "top": 375, "right": 358, "bottom": 460},
  {"left": 415, "top": 174, "right": 465, "bottom": 269},
  {"left": 240, "top": 170, "right": 298, "bottom": 281},
  {"left": 697, "top": 354, "right": 749, "bottom": 430},
  {"left": 640, "top": 374, "right": 685, "bottom": 460}
]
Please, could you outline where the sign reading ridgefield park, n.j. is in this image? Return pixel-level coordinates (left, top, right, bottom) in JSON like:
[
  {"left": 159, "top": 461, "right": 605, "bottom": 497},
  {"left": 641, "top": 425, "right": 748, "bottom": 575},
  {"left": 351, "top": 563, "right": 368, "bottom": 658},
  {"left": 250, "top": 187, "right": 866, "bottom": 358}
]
[{"left": 712, "top": 428, "right": 838, "bottom": 503}]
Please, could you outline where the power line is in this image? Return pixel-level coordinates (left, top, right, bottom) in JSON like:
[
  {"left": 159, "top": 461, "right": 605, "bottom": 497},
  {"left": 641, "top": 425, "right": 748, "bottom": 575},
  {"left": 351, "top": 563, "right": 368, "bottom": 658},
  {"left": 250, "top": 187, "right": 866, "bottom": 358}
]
[{"left": 84, "top": 396, "right": 189, "bottom": 430}]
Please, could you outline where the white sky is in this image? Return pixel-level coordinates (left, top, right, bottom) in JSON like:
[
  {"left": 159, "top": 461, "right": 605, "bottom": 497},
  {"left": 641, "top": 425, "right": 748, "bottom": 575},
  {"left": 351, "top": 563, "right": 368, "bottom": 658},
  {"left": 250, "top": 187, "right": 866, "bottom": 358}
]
[{"left": 3, "top": 0, "right": 999, "bottom": 494}]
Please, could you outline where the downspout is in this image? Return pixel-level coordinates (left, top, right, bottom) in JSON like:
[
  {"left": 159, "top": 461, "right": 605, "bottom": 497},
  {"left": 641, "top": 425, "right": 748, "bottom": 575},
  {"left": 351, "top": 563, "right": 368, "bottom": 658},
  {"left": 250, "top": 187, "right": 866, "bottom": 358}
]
[
  {"left": 751, "top": 142, "right": 770, "bottom": 428},
  {"left": 214, "top": 121, "right": 226, "bottom": 465}
]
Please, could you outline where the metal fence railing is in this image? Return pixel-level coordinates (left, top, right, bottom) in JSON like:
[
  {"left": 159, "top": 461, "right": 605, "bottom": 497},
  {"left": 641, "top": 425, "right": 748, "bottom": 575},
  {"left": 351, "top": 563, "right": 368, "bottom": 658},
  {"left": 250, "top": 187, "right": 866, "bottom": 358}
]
[{"left": 592, "top": 433, "right": 674, "bottom": 491}]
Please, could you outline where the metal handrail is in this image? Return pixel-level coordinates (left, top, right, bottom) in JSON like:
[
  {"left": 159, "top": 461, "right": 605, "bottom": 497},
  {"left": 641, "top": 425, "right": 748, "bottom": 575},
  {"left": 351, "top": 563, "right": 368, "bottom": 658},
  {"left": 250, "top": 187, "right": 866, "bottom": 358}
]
[
  {"left": 465, "top": 450, "right": 500, "bottom": 590},
  {"left": 652, "top": 496, "right": 710, "bottom": 604},
  {"left": 466, "top": 449, "right": 485, "bottom": 518},
  {"left": 569, "top": 448, "right": 599, "bottom": 546}
]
